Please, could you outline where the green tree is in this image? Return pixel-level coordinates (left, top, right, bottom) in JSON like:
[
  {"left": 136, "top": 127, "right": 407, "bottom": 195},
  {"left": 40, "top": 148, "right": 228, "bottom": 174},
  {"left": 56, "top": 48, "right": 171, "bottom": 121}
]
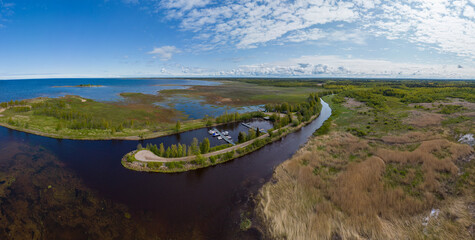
[
  {"left": 56, "top": 121, "right": 63, "bottom": 131},
  {"left": 175, "top": 121, "right": 181, "bottom": 132},
  {"left": 248, "top": 129, "right": 256, "bottom": 141},
  {"left": 191, "top": 137, "right": 199, "bottom": 154},
  {"left": 177, "top": 143, "right": 183, "bottom": 157},
  {"left": 171, "top": 144, "right": 178, "bottom": 157},
  {"left": 159, "top": 143, "right": 165, "bottom": 156},
  {"left": 200, "top": 138, "right": 210, "bottom": 154},
  {"left": 165, "top": 147, "right": 171, "bottom": 158},
  {"left": 238, "top": 131, "right": 247, "bottom": 143}
]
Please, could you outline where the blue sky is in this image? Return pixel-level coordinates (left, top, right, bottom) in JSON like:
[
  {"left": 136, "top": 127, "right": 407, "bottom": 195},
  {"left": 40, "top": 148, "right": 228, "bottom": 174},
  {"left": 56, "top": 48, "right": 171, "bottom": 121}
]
[{"left": 1, "top": 0, "right": 475, "bottom": 79}]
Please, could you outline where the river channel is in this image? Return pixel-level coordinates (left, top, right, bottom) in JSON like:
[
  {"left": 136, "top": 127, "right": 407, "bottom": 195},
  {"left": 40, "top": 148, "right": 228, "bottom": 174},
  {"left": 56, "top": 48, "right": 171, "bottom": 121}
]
[{"left": 0, "top": 100, "right": 331, "bottom": 239}]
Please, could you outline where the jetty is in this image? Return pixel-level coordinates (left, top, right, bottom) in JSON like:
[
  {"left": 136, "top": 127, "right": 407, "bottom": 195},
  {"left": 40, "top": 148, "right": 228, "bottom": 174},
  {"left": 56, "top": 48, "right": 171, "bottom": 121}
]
[
  {"left": 241, "top": 122, "right": 267, "bottom": 133},
  {"left": 210, "top": 128, "right": 235, "bottom": 145}
]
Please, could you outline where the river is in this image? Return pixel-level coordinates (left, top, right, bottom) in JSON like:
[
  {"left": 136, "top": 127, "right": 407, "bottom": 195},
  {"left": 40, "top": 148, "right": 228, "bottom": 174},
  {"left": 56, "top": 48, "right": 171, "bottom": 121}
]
[{"left": 0, "top": 100, "right": 331, "bottom": 239}]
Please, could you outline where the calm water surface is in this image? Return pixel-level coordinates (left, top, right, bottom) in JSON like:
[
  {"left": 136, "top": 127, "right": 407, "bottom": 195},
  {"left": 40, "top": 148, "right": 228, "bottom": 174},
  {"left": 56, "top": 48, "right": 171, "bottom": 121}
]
[
  {"left": 0, "top": 78, "right": 218, "bottom": 102},
  {"left": 0, "top": 78, "right": 263, "bottom": 118},
  {"left": 0, "top": 80, "right": 331, "bottom": 239}
]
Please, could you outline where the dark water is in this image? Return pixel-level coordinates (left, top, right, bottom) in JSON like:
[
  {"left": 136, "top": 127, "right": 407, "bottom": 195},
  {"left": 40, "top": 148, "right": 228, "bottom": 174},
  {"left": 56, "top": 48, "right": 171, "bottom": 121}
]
[{"left": 0, "top": 100, "right": 331, "bottom": 239}]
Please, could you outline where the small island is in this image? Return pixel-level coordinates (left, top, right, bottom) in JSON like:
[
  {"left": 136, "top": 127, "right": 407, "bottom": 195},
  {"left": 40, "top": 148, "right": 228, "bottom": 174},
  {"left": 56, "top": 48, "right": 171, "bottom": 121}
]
[
  {"left": 52, "top": 84, "right": 104, "bottom": 88},
  {"left": 122, "top": 92, "right": 332, "bottom": 173}
]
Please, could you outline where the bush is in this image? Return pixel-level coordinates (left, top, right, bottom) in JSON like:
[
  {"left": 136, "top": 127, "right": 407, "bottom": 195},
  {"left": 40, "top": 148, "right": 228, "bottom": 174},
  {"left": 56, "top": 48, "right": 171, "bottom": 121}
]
[
  {"left": 194, "top": 154, "right": 207, "bottom": 166},
  {"left": 165, "top": 161, "right": 184, "bottom": 169},
  {"left": 146, "top": 162, "right": 162, "bottom": 169},
  {"left": 209, "top": 155, "right": 217, "bottom": 164},
  {"left": 347, "top": 128, "right": 367, "bottom": 137}
]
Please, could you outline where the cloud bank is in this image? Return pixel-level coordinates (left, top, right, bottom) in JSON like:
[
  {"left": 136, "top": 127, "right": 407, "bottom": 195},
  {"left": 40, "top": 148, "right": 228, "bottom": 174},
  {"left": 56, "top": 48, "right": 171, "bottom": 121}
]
[{"left": 157, "top": 0, "right": 475, "bottom": 59}]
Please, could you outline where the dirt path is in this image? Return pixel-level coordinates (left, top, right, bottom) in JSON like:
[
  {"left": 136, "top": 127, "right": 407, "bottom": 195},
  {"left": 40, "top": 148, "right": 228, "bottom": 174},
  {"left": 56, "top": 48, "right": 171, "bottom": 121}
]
[
  {"left": 133, "top": 114, "right": 319, "bottom": 163},
  {"left": 135, "top": 133, "right": 270, "bottom": 162}
]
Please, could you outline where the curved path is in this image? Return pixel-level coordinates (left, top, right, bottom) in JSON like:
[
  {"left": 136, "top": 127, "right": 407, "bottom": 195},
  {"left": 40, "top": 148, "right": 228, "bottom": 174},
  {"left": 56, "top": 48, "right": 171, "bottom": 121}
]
[
  {"left": 133, "top": 113, "right": 320, "bottom": 163},
  {"left": 135, "top": 132, "right": 270, "bottom": 162}
]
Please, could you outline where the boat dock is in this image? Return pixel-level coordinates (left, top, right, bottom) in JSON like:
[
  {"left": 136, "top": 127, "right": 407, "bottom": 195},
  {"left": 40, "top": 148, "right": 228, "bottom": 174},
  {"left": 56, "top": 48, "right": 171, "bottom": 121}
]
[
  {"left": 210, "top": 128, "right": 235, "bottom": 145},
  {"left": 241, "top": 122, "right": 267, "bottom": 133}
]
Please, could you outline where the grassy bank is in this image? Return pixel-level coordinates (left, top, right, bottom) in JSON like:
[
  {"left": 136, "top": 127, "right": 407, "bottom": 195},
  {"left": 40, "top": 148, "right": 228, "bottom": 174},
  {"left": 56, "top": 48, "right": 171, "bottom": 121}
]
[
  {"left": 256, "top": 80, "right": 474, "bottom": 240},
  {"left": 0, "top": 79, "right": 331, "bottom": 140},
  {"left": 121, "top": 92, "right": 330, "bottom": 173}
]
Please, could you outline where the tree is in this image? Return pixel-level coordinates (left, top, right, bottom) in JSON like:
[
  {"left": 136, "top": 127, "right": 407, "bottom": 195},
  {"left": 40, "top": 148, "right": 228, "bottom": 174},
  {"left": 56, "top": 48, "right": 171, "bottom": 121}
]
[
  {"left": 200, "top": 138, "right": 210, "bottom": 154},
  {"left": 165, "top": 147, "right": 171, "bottom": 158},
  {"left": 182, "top": 145, "right": 187, "bottom": 157},
  {"left": 56, "top": 121, "right": 63, "bottom": 131},
  {"left": 175, "top": 121, "right": 181, "bottom": 132},
  {"left": 159, "top": 143, "right": 165, "bottom": 156},
  {"left": 191, "top": 137, "right": 199, "bottom": 154},
  {"left": 177, "top": 143, "right": 183, "bottom": 157},
  {"left": 238, "top": 131, "right": 247, "bottom": 143},
  {"left": 171, "top": 144, "right": 178, "bottom": 157},
  {"left": 248, "top": 129, "right": 256, "bottom": 141}
]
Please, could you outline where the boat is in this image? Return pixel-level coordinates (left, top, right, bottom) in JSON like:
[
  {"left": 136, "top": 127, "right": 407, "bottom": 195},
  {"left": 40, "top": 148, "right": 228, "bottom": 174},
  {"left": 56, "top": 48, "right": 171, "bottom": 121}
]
[
  {"left": 223, "top": 131, "right": 229, "bottom": 135},
  {"left": 213, "top": 133, "right": 218, "bottom": 137},
  {"left": 227, "top": 136, "right": 232, "bottom": 139},
  {"left": 218, "top": 136, "right": 223, "bottom": 140},
  {"left": 208, "top": 130, "right": 215, "bottom": 134}
]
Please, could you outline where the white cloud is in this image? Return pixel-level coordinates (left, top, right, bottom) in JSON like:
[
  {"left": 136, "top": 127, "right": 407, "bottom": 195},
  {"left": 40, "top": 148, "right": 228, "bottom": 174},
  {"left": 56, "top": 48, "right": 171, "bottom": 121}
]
[
  {"left": 464, "top": 5, "right": 475, "bottom": 19},
  {"left": 156, "top": 0, "right": 475, "bottom": 59},
  {"left": 160, "top": 0, "right": 212, "bottom": 11},
  {"left": 365, "top": 0, "right": 475, "bottom": 59},
  {"left": 0, "top": 0, "right": 14, "bottom": 23},
  {"left": 160, "top": 0, "right": 362, "bottom": 49},
  {"left": 221, "top": 55, "right": 475, "bottom": 79},
  {"left": 147, "top": 45, "right": 181, "bottom": 61}
]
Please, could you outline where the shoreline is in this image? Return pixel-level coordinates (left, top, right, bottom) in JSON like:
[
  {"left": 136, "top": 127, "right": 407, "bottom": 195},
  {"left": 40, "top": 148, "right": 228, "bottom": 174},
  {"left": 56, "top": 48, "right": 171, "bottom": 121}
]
[
  {"left": 0, "top": 118, "right": 253, "bottom": 141},
  {"left": 121, "top": 110, "right": 322, "bottom": 173}
]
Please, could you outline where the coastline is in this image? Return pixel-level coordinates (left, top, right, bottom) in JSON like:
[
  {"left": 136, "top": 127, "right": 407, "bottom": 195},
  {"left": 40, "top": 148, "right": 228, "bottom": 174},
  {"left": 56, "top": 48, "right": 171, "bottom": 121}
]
[
  {"left": 0, "top": 118, "right": 252, "bottom": 141},
  {"left": 121, "top": 109, "right": 323, "bottom": 173}
]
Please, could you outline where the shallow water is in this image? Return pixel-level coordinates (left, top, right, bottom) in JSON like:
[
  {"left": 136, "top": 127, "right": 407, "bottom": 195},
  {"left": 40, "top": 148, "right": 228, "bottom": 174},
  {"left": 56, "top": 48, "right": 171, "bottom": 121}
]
[
  {"left": 155, "top": 95, "right": 264, "bottom": 119},
  {"left": 0, "top": 78, "right": 218, "bottom": 102},
  {"left": 0, "top": 78, "right": 263, "bottom": 119},
  {"left": 0, "top": 98, "right": 331, "bottom": 239}
]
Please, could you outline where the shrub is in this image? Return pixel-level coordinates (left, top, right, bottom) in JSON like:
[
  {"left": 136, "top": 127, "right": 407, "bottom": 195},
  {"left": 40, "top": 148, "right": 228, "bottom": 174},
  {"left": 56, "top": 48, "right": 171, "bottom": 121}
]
[
  {"left": 209, "top": 155, "right": 217, "bottom": 164},
  {"left": 146, "top": 162, "right": 162, "bottom": 169}
]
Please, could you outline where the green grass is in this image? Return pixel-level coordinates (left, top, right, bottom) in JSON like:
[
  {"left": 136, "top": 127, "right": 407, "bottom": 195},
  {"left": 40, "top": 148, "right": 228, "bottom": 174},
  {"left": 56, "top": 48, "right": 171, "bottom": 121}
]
[
  {"left": 161, "top": 81, "right": 320, "bottom": 106},
  {"left": 0, "top": 96, "right": 179, "bottom": 139}
]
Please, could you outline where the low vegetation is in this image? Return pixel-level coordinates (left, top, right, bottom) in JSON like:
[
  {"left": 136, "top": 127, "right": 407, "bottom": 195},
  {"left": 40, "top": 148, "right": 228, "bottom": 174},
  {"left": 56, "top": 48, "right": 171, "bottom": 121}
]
[
  {"left": 0, "top": 80, "right": 333, "bottom": 140},
  {"left": 122, "top": 92, "right": 333, "bottom": 173},
  {"left": 257, "top": 80, "right": 474, "bottom": 240}
]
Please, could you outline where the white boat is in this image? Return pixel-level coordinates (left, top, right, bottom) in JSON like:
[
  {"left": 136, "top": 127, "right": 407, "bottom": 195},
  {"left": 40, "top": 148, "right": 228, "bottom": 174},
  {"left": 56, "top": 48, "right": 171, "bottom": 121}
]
[
  {"left": 223, "top": 131, "right": 229, "bottom": 135},
  {"left": 218, "top": 136, "right": 223, "bottom": 140},
  {"left": 227, "top": 136, "right": 232, "bottom": 139},
  {"left": 208, "top": 130, "right": 215, "bottom": 134},
  {"left": 213, "top": 132, "right": 218, "bottom": 137}
]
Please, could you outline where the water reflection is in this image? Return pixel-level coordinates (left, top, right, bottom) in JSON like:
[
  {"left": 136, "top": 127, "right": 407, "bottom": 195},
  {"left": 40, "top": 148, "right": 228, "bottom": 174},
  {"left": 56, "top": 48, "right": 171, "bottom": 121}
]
[{"left": 0, "top": 100, "right": 331, "bottom": 239}]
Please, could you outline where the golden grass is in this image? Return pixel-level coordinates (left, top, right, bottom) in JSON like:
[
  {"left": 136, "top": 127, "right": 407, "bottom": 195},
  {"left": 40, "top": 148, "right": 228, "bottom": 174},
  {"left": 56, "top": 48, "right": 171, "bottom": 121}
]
[{"left": 257, "top": 131, "right": 474, "bottom": 240}]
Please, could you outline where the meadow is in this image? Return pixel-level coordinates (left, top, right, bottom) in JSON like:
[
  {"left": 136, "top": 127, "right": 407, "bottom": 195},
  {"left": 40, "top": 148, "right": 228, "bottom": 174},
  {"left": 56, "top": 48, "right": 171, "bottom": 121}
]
[
  {"left": 0, "top": 79, "right": 322, "bottom": 140},
  {"left": 256, "top": 80, "right": 475, "bottom": 240}
]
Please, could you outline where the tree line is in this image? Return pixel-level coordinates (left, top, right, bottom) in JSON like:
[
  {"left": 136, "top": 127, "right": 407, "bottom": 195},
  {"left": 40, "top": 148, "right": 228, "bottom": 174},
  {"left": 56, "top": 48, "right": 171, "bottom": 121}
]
[{"left": 142, "top": 137, "right": 211, "bottom": 158}]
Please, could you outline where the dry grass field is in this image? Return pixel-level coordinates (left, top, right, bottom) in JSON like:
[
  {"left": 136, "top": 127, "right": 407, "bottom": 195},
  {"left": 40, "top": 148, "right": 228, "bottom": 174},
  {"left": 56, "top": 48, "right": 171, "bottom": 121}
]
[{"left": 257, "top": 90, "right": 474, "bottom": 240}]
